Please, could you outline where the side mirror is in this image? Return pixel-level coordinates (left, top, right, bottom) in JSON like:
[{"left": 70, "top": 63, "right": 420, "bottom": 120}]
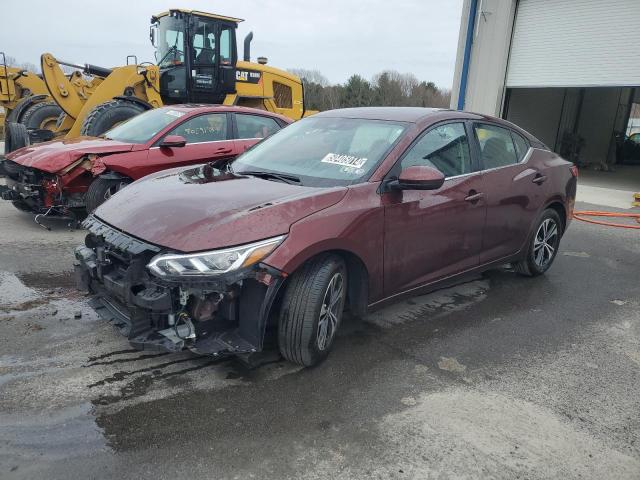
[
  {"left": 160, "top": 135, "right": 187, "bottom": 148},
  {"left": 150, "top": 25, "right": 157, "bottom": 47},
  {"left": 391, "top": 165, "right": 445, "bottom": 191}
]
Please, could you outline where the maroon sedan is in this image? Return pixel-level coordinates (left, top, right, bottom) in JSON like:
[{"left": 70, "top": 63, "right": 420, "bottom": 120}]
[
  {"left": 75, "top": 107, "right": 577, "bottom": 367},
  {"left": 0, "top": 105, "right": 291, "bottom": 216}
]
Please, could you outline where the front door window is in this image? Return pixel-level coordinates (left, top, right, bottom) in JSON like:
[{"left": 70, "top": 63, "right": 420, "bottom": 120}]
[
  {"left": 401, "top": 123, "right": 472, "bottom": 177},
  {"left": 167, "top": 114, "right": 228, "bottom": 144}
]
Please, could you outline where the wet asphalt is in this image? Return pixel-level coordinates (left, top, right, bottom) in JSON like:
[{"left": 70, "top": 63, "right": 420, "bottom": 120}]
[{"left": 0, "top": 197, "right": 638, "bottom": 479}]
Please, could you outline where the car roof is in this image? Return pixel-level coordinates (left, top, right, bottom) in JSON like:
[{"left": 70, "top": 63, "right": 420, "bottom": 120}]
[
  {"left": 159, "top": 104, "right": 293, "bottom": 123},
  {"left": 313, "top": 107, "right": 491, "bottom": 123},
  {"left": 312, "top": 107, "right": 546, "bottom": 147}
]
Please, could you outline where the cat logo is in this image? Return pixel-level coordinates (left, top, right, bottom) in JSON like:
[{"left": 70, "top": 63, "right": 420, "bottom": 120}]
[{"left": 236, "top": 70, "right": 262, "bottom": 84}]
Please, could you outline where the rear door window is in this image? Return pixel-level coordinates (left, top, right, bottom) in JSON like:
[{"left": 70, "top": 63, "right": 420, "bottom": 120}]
[
  {"left": 400, "top": 122, "right": 472, "bottom": 177},
  {"left": 236, "top": 114, "right": 281, "bottom": 139},
  {"left": 166, "top": 113, "right": 228, "bottom": 143},
  {"left": 474, "top": 123, "right": 519, "bottom": 169},
  {"left": 511, "top": 131, "right": 530, "bottom": 161}
]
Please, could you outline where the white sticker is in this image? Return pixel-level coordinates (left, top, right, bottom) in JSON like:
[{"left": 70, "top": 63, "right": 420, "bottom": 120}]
[
  {"left": 165, "top": 110, "right": 186, "bottom": 118},
  {"left": 321, "top": 153, "right": 368, "bottom": 168}
]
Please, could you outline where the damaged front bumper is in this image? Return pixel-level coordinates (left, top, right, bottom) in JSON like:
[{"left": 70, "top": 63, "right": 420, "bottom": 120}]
[
  {"left": 1, "top": 160, "right": 83, "bottom": 217},
  {"left": 75, "top": 216, "right": 286, "bottom": 358}
]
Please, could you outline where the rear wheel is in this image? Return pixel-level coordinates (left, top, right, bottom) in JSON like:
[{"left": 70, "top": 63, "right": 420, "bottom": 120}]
[
  {"left": 514, "top": 209, "right": 563, "bottom": 277},
  {"left": 20, "top": 102, "right": 63, "bottom": 131},
  {"left": 80, "top": 100, "right": 145, "bottom": 137},
  {"left": 278, "top": 255, "right": 347, "bottom": 367},
  {"left": 85, "top": 176, "right": 131, "bottom": 212}
]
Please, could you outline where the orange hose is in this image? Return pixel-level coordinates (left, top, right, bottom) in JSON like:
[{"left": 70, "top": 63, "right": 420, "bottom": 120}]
[{"left": 573, "top": 210, "right": 640, "bottom": 229}]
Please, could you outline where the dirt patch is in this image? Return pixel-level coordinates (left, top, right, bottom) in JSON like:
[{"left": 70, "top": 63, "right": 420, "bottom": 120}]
[
  {"left": 437, "top": 356, "right": 467, "bottom": 373},
  {"left": 23, "top": 322, "right": 44, "bottom": 334},
  {"left": 0, "top": 298, "right": 49, "bottom": 313}
]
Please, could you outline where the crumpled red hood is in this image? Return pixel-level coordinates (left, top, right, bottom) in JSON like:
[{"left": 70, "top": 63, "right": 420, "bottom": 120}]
[
  {"left": 94, "top": 166, "right": 348, "bottom": 252},
  {"left": 5, "top": 136, "right": 135, "bottom": 174}
]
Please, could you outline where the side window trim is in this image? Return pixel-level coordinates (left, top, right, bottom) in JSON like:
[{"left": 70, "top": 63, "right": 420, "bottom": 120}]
[{"left": 387, "top": 120, "right": 475, "bottom": 181}]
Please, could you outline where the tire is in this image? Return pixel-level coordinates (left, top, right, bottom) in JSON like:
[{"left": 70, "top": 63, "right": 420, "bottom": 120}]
[
  {"left": 4, "top": 122, "right": 29, "bottom": 153},
  {"left": 20, "top": 102, "right": 63, "bottom": 131},
  {"left": 514, "top": 209, "right": 563, "bottom": 277},
  {"left": 278, "top": 254, "right": 347, "bottom": 367},
  {"left": 85, "top": 176, "right": 131, "bottom": 212},
  {"left": 80, "top": 100, "right": 145, "bottom": 137}
]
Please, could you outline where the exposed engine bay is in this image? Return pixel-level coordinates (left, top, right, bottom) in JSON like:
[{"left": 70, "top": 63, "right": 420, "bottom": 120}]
[{"left": 74, "top": 215, "right": 285, "bottom": 359}]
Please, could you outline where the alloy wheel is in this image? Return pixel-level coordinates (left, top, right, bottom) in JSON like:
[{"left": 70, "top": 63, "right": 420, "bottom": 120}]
[
  {"left": 533, "top": 218, "right": 558, "bottom": 268},
  {"left": 317, "top": 272, "right": 344, "bottom": 351},
  {"left": 103, "top": 181, "right": 128, "bottom": 201}
]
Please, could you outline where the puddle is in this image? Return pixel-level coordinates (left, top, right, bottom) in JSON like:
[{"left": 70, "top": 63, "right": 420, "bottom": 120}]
[
  {"left": 17, "top": 271, "right": 77, "bottom": 290},
  {"left": 0, "top": 402, "right": 109, "bottom": 461},
  {"left": 366, "top": 279, "right": 489, "bottom": 328}
]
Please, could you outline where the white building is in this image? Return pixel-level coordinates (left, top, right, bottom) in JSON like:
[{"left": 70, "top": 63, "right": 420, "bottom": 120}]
[{"left": 451, "top": 0, "right": 640, "bottom": 167}]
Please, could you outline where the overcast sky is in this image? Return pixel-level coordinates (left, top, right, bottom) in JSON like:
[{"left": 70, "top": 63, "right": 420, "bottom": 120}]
[{"left": 0, "top": 0, "right": 463, "bottom": 88}]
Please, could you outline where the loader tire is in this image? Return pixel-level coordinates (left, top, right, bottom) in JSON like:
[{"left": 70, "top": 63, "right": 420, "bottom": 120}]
[
  {"left": 20, "top": 102, "right": 63, "bottom": 131},
  {"left": 4, "top": 122, "right": 29, "bottom": 153},
  {"left": 80, "top": 100, "right": 145, "bottom": 137}
]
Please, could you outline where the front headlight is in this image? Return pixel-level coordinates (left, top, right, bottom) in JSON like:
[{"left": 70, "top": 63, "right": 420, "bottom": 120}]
[{"left": 147, "top": 235, "right": 285, "bottom": 277}]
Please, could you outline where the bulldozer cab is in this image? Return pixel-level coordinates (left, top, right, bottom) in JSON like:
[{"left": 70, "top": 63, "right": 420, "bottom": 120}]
[{"left": 151, "top": 10, "right": 240, "bottom": 104}]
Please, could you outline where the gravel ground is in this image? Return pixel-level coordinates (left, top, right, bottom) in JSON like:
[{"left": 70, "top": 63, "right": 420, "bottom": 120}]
[{"left": 0, "top": 192, "right": 638, "bottom": 479}]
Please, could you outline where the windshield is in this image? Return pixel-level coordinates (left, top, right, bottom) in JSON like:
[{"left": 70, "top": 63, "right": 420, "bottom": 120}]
[
  {"left": 232, "top": 117, "right": 407, "bottom": 187},
  {"left": 156, "top": 16, "right": 185, "bottom": 67},
  {"left": 103, "top": 108, "right": 185, "bottom": 144}
]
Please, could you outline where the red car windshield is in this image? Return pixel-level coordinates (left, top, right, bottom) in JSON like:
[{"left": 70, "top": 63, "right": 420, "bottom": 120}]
[
  {"left": 232, "top": 116, "right": 407, "bottom": 187},
  {"left": 103, "top": 108, "right": 187, "bottom": 144}
]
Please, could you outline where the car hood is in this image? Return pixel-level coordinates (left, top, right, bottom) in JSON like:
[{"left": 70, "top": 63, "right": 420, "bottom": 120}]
[
  {"left": 94, "top": 166, "right": 348, "bottom": 252},
  {"left": 5, "top": 137, "right": 136, "bottom": 173}
]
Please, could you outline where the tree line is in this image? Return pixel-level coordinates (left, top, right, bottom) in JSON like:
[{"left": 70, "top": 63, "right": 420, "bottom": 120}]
[{"left": 288, "top": 69, "right": 451, "bottom": 111}]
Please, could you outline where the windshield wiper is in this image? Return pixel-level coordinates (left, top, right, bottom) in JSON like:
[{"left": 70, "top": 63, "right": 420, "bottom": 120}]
[{"left": 239, "top": 170, "right": 301, "bottom": 185}]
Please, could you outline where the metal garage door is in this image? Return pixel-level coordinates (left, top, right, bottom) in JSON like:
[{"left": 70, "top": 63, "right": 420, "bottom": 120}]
[{"left": 506, "top": 0, "right": 640, "bottom": 87}]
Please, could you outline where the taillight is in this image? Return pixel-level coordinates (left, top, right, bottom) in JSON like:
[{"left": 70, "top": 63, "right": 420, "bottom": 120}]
[{"left": 570, "top": 165, "right": 579, "bottom": 177}]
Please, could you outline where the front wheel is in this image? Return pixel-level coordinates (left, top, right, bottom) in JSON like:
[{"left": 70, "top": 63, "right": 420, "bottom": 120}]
[
  {"left": 278, "top": 255, "right": 347, "bottom": 367},
  {"left": 514, "top": 208, "right": 563, "bottom": 276},
  {"left": 85, "top": 176, "right": 131, "bottom": 212}
]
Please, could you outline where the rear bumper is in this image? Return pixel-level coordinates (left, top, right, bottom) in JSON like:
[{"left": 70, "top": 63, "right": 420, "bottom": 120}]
[{"left": 74, "top": 226, "right": 286, "bottom": 357}]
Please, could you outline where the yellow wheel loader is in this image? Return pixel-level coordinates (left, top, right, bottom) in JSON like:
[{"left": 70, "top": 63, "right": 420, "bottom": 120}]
[
  {"left": 1, "top": 52, "right": 105, "bottom": 151},
  {"left": 5, "top": 9, "right": 311, "bottom": 152},
  {"left": 1, "top": 52, "right": 58, "bottom": 150}
]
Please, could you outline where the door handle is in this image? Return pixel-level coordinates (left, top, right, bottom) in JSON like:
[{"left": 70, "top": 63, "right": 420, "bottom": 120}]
[
  {"left": 464, "top": 191, "right": 484, "bottom": 203},
  {"left": 214, "top": 147, "right": 233, "bottom": 154},
  {"left": 532, "top": 173, "right": 547, "bottom": 184}
]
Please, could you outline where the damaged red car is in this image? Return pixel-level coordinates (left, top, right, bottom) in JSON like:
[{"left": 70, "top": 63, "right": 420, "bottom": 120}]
[
  {"left": 75, "top": 107, "right": 577, "bottom": 367},
  {"left": 0, "top": 105, "right": 290, "bottom": 220}
]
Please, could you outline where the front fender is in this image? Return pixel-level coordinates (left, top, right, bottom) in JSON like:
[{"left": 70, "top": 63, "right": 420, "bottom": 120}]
[{"left": 263, "top": 184, "right": 385, "bottom": 302}]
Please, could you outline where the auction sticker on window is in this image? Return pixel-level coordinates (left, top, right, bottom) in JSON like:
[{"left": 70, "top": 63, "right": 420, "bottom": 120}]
[{"left": 321, "top": 153, "right": 368, "bottom": 169}]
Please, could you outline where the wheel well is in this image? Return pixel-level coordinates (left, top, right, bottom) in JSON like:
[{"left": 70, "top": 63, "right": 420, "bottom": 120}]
[
  {"left": 98, "top": 170, "right": 131, "bottom": 181},
  {"left": 279, "top": 250, "right": 369, "bottom": 317},
  {"left": 546, "top": 201, "right": 567, "bottom": 234}
]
